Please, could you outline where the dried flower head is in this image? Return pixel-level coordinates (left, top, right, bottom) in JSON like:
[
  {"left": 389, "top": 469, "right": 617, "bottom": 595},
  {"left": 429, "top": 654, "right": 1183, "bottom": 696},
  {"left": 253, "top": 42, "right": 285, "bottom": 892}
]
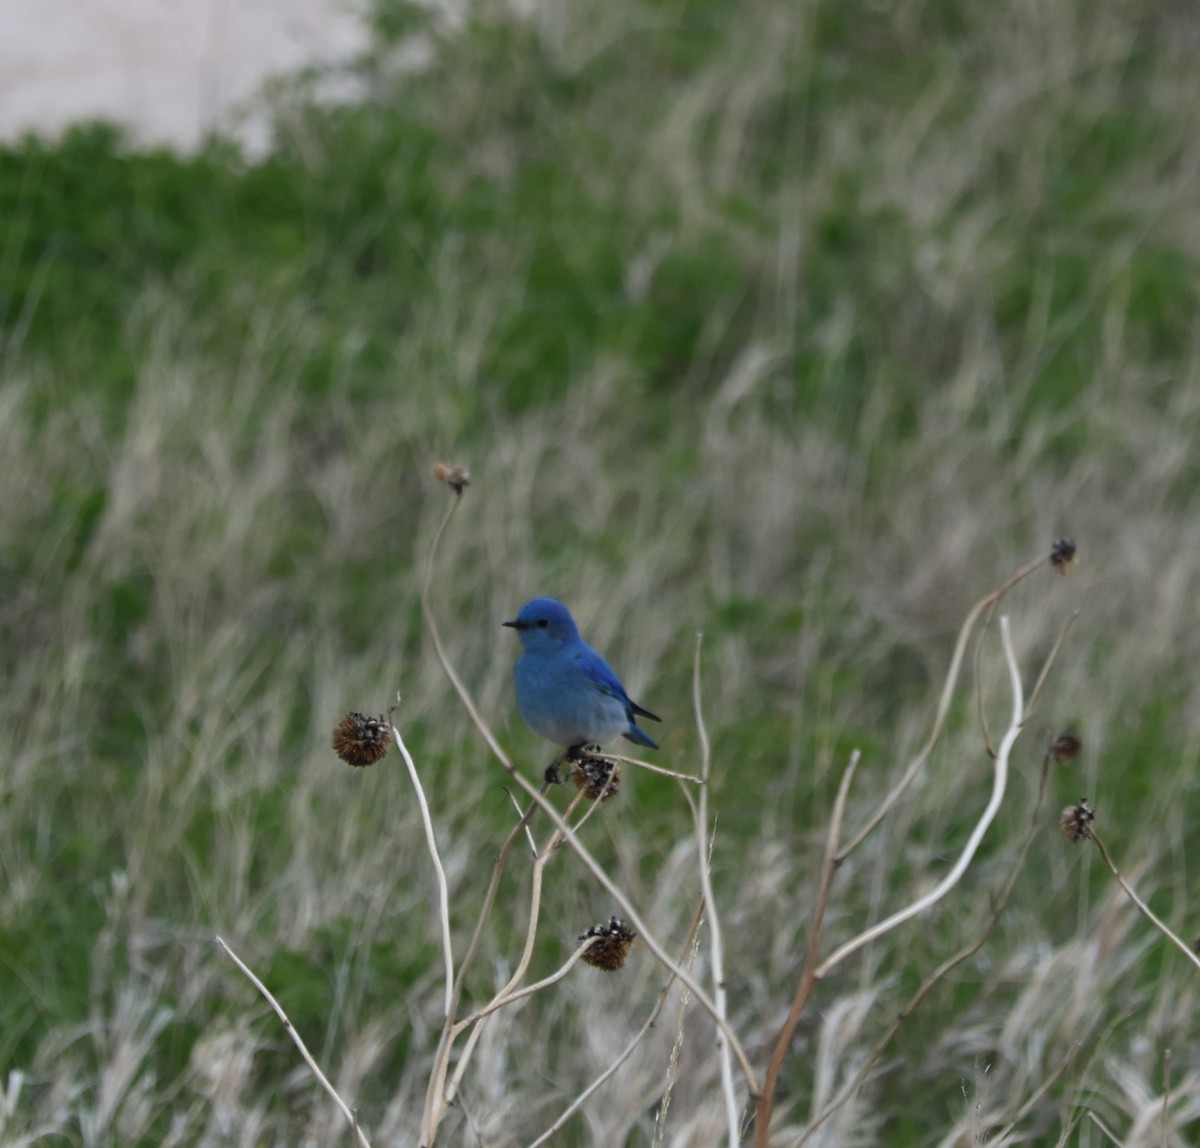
[
  {"left": 570, "top": 749, "right": 622, "bottom": 802},
  {"left": 1050, "top": 537, "right": 1077, "bottom": 575},
  {"left": 1059, "top": 798, "right": 1095, "bottom": 843},
  {"left": 332, "top": 712, "right": 390, "bottom": 767},
  {"left": 432, "top": 461, "right": 470, "bottom": 495},
  {"left": 1051, "top": 731, "right": 1082, "bottom": 766},
  {"left": 579, "top": 916, "right": 637, "bottom": 971}
]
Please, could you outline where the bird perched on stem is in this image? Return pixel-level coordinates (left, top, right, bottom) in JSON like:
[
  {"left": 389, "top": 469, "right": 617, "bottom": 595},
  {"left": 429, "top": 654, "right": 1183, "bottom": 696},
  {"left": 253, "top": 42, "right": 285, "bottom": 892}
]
[{"left": 503, "top": 597, "right": 661, "bottom": 752}]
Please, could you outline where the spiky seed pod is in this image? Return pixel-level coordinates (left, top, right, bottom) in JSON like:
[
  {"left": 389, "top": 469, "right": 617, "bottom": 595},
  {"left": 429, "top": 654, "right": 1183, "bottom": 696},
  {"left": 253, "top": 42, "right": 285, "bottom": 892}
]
[
  {"left": 432, "top": 461, "right": 470, "bottom": 495},
  {"left": 332, "top": 712, "right": 390, "bottom": 767},
  {"left": 1051, "top": 731, "right": 1082, "bottom": 765},
  {"left": 570, "top": 752, "right": 622, "bottom": 802},
  {"left": 1059, "top": 798, "right": 1095, "bottom": 843},
  {"left": 579, "top": 917, "right": 637, "bottom": 971},
  {"left": 1050, "top": 537, "right": 1077, "bottom": 575}
]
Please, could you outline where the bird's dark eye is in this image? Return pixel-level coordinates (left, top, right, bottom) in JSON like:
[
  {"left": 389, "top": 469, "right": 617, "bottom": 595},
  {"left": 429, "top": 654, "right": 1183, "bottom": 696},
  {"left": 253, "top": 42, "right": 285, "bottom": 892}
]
[{"left": 537, "top": 618, "right": 549, "bottom": 628}]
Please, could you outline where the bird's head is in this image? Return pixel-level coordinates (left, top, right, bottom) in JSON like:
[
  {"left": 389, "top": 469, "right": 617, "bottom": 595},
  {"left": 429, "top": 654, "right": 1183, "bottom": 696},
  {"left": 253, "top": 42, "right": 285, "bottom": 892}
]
[{"left": 503, "top": 597, "right": 580, "bottom": 651}]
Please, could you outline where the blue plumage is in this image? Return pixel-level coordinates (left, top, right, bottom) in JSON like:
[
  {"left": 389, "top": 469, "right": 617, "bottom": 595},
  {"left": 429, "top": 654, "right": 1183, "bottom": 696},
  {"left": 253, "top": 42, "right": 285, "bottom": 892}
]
[{"left": 503, "top": 597, "right": 661, "bottom": 750}]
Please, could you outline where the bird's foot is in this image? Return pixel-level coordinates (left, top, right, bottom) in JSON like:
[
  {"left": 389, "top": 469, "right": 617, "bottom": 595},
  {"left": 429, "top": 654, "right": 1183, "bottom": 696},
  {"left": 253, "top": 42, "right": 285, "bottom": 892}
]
[
  {"left": 545, "top": 752, "right": 569, "bottom": 785},
  {"left": 566, "top": 743, "right": 604, "bottom": 763}
]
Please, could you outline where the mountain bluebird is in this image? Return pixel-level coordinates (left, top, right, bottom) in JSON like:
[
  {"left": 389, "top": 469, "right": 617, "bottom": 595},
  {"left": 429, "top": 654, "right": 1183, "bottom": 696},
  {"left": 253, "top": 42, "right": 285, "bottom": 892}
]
[{"left": 503, "top": 597, "right": 661, "bottom": 751}]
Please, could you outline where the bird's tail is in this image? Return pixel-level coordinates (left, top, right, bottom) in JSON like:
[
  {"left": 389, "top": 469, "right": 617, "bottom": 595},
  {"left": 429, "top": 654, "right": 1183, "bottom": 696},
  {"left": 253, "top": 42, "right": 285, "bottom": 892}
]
[
  {"left": 622, "top": 724, "right": 660, "bottom": 750},
  {"left": 630, "top": 700, "right": 662, "bottom": 723}
]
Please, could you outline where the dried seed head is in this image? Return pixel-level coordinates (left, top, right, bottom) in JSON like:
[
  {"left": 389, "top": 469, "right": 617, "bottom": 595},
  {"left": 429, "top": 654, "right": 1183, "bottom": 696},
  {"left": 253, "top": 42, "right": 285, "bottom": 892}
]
[
  {"left": 1193, "top": 935, "right": 1200, "bottom": 956},
  {"left": 579, "top": 916, "right": 637, "bottom": 971},
  {"left": 570, "top": 751, "right": 622, "bottom": 802},
  {"left": 432, "top": 461, "right": 470, "bottom": 495},
  {"left": 1051, "top": 731, "right": 1082, "bottom": 766},
  {"left": 1050, "top": 537, "right": 1077, "bottom": 575},
  {"left": 1059, "top": 798, "right": 1095, "bottom": 843},
  {"left": 333, "top": 712, "right": 390, "bottom": 767}
]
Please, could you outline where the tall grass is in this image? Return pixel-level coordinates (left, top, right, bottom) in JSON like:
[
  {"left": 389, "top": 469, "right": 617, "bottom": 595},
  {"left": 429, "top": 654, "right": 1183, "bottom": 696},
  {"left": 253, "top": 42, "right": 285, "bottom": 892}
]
[{"left": 2, "top": 0, "right": 1200, "bottom": 1143}]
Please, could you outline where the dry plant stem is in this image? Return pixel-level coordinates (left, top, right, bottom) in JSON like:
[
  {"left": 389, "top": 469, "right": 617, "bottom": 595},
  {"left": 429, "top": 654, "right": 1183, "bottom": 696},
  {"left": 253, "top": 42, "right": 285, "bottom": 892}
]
[
  {"left": 502, "top": 786, "right": 541, "bottom": 857},
  {"left": 609, "top": 752, "right": 703, "bottom": 784},
  {"left": 454, "top": 939, "right": 598, "bottom": 1031},
  {"left": 797, "top": 634, "right": 1056, "bottom": 1148},
  {"left": 572, "top": 777, "right": 617, "bottom": 834},
  {"left": 1025, "top": 611, "right": 1079, "bottom": 719},
  {"left": 973, "top": 603, "right": 998, "bottom": 757},
  {"left": 837, "top": 553, "right": 1045, "bottom": 861},
  {"left": 420, "top": 506, "right": 758, "bottom": 1094},
  {"left": 215, "top": 936, "right": 370, "bottom": 1148},
  {"left": 1089, "top": 831, "right": 1200, "bottom": 972},
  {"left": 690, "top": 633, "right": 741, "bottom": 1148},
  {"left": 490, "top": 757, "right": 759, "bottom": 1090},
  {"left": 419, "top": 787, "right": 546, "bottom": 1145},
  {"left": 450, "top": 792, "right": 586, "bottom": 1043},
  {"left": 816, "top": 615, "right": 1023, "bottom": 977},
  {"left": 977, "top": 607, "right": 1076, "bottom": 755},
  {"left": 444, "top": 937, "right": 596, "bottom": 1108},
  {"left": 532, "top": 903, "right": 707, "bottom": 1148},
  {"left": 420, "top": 492, "right": 509, "bottom": 765},
  {"left": 389, "top": 715, "right": 454, "bottom": 1018},
  {"left": 753, "top": 750, "right": 861, "bottom": 1148}
]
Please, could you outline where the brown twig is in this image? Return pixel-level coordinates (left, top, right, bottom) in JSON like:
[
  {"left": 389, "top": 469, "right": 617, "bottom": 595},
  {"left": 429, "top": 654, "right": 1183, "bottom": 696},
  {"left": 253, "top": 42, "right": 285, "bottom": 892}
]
[{"left": 753, "top": 749, "right": 861, "bottom": 1148}]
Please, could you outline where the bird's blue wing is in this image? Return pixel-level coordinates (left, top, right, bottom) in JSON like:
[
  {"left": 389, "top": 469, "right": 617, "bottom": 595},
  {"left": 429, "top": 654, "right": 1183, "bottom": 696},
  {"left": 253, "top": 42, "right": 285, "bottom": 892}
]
[
  {"left": 577, "top": 644, "right": 662, "bottom": 750},
  {"left": 575, "top": 646, "right": 630, "bottom": 703}
]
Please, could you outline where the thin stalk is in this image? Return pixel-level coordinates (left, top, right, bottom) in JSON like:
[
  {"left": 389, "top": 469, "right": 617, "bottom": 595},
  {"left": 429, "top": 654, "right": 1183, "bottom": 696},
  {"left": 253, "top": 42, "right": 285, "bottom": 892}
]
[
  {"left": 838, "top": 554, "right": 1045, "bottom": 861},
  {"left": 216, "top": 936, "right": 370, "bottom": 1148},
  {"left": 691, "top": 633, "right": 740, "bottom": 1148},
  {"left": 389, "top": 713, "right": 454, "bottom": 1017},
  {"left": 1090, "top": 831, "right": 1200, "bottom": 972},
  {"left": 530, "top": 903, "right": 707, "bottom": 1148},
  {"left": 754, "top": 750, "right": 861, "bottom": 1148},
  {"left": 816, "top": 615, "right": 1024, "bottom": 978}
]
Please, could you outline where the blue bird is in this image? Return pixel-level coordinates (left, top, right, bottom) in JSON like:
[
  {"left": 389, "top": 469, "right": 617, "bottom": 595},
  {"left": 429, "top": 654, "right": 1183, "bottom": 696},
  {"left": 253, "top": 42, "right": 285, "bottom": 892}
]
[{"left": 503, "top": 597, "right": 661, "bottom": 751}]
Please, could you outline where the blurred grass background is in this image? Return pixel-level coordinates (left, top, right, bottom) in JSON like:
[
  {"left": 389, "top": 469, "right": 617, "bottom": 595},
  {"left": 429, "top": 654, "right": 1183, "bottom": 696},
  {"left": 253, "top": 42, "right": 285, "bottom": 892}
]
[{"left": 2, "top": 0, "right": 1200, "bottom": 1143}]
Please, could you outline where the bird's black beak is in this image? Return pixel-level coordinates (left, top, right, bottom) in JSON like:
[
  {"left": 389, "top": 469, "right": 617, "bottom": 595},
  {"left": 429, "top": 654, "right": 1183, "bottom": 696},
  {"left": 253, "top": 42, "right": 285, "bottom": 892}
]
[{"left": 502, "top": 619, "right": 520, "bottom": 629}]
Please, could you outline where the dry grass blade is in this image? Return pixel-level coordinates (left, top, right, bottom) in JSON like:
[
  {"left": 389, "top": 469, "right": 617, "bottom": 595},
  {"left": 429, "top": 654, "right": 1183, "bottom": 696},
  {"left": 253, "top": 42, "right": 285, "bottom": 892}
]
[{"left": 1088, "top": 1111, "right": 1125, "bottom": 1145}]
